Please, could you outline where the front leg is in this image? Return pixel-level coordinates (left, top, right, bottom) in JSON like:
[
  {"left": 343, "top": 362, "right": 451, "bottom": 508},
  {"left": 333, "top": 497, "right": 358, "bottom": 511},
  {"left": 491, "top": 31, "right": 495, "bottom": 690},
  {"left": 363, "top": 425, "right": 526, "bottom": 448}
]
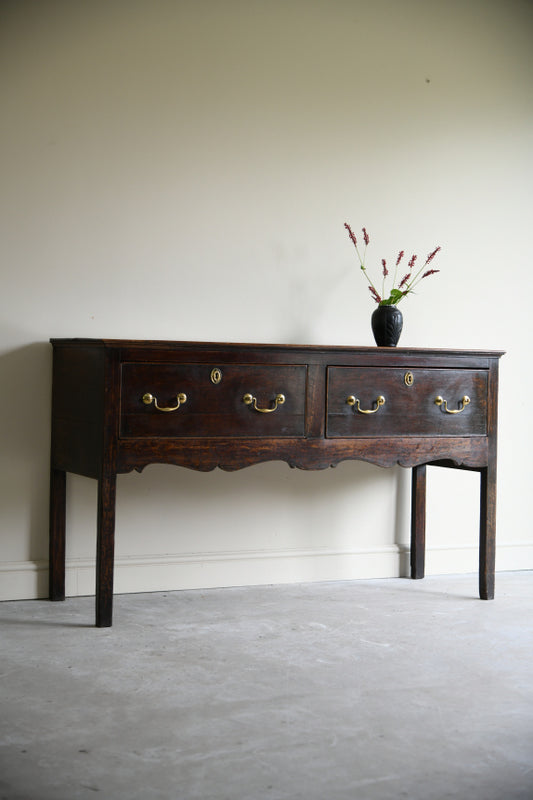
[
  {"left": 479, "top": 463, "right": 497, "bottom": 600},
  {"left": 410, "top": 464, "right": 427, "bottom": 579},
  {"left": 96, "top": 474, "right": 117, "bottom": 627},
  {"left": 49, "top": 467, "right": 66, "bottom": 601}
]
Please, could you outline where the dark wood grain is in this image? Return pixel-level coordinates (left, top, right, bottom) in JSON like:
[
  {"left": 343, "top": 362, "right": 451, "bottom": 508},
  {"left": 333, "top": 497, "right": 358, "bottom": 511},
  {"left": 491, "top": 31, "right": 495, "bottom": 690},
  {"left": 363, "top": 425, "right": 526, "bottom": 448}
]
[
  {"left": 49, "top": 339, "right": 504, "bottom": 626},
  {"left": 116, "top": 435, "right": 489, "bottom": 473},
  {"left": 120, "top": 363, "right": 307, "bottom": 438},
  {"left": 326, "top": 367, "right": 487, "bottom": 438}
]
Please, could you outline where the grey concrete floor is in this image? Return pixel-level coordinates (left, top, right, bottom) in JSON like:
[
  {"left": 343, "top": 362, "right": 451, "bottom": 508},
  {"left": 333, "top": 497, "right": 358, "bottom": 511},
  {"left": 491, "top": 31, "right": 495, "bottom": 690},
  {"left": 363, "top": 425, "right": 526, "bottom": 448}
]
[{"left": 1, "top": 572, "right": 532, "bottom": 800}]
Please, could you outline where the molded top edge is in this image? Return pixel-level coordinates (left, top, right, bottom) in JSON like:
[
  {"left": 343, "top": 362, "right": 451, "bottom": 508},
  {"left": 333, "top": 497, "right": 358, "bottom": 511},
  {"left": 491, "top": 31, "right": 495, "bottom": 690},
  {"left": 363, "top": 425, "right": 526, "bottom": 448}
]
[{"left": 49, "top": 338, "right": 505, "bottom": 358}]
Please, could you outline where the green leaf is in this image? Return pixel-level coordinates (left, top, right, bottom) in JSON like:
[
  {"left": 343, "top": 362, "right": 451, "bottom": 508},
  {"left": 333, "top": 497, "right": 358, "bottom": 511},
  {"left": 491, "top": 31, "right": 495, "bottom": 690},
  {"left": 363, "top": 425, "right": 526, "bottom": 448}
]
[{"left": 379, "top": 289, "right": 404, "bottom": 306}]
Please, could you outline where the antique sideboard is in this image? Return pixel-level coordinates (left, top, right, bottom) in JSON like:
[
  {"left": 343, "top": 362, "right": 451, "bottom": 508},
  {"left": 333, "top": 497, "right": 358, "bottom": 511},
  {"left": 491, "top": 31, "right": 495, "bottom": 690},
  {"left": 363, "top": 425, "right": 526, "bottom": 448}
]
[{"left": 49, "top": 339, "right": 503, "bottom": 627}]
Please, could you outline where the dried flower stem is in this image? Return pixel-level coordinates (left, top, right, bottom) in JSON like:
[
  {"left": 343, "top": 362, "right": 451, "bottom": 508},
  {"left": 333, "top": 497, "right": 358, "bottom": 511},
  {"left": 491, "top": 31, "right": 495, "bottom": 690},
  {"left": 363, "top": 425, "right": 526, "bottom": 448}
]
[
  {"left": 392, "top": 251, "right": 404, "bottom": 294},
  {"left": 344, "top": 223, "right": 382, "bottom": 301},
  {"left": 402, "top": 247, "right": 441, "bottom": 294},
  {"left": 381, "top": 259, "right": 388, "bottom": 301}
]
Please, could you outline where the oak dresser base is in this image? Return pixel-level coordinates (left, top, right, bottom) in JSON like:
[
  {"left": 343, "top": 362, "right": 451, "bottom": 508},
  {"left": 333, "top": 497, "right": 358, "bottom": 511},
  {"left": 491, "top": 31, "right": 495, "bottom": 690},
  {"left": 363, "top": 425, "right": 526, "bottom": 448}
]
[{"left": 49, "top": 339, "right": 503, "bottom": 627}]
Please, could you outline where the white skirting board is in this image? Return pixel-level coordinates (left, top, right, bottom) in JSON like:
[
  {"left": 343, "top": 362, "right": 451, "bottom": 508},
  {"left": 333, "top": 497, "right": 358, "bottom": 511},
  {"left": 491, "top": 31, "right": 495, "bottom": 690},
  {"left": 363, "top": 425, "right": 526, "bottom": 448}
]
[{"left": 1, "top": 543, "right": 532, "bottom": 601}]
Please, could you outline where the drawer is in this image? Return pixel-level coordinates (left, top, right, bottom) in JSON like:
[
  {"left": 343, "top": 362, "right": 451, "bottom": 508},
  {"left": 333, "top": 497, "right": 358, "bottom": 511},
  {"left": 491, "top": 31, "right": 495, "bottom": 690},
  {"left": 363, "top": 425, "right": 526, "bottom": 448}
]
[
  {"left": 326, "top": 367, "right": 488, "bottom": 438},
  {"left": 120, "top": 363, "right": 307, "bottom": 438}
]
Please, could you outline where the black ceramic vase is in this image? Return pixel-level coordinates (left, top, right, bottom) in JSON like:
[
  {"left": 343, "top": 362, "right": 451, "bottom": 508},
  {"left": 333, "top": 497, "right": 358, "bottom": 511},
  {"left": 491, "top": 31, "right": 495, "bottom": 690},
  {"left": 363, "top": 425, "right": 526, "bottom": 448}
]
[{"left": 371, "top": 305, "right": 403, "bottom": 347}]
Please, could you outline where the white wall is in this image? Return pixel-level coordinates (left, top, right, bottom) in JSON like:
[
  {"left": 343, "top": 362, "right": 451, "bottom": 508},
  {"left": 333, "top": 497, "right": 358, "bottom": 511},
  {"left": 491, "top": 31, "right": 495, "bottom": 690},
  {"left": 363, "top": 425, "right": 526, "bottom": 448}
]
[{"left": 1, "top": 0, "right": 532, "bottom": 600}]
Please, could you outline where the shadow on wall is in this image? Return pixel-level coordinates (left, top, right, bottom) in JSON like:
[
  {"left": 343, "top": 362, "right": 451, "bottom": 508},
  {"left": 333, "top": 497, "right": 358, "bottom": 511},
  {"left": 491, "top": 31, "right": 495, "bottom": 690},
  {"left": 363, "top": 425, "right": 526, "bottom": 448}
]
[{"left": 0, "top": 342, "right": 52, "bottom": 569}]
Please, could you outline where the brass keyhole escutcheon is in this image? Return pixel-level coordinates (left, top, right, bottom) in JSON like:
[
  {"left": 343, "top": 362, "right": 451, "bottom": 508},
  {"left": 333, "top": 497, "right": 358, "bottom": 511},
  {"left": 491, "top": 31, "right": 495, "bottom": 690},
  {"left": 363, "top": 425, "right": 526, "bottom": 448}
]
[
  {"left": 404, "top": 371, "right": 414, "bottom": 387},
  {"left": 210, "top": 368, "right": 222, "bottom": 385}
]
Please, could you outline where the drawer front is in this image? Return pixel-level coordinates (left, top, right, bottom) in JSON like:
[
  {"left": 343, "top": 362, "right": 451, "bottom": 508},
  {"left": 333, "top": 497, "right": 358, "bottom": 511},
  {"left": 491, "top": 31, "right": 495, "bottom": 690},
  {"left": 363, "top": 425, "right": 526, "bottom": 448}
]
[
  {"left": 326, "top": 367, "right": 488, "bottom": 438},
  {"left": 120, "top": 363, "right": 307, "bottom": 438}
]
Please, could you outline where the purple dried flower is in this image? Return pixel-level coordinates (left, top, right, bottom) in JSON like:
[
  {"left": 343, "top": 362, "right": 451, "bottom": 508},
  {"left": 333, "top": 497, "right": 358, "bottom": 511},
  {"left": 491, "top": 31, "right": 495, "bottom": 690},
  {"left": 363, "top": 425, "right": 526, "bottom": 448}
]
[
  {"left": 424, "top": 246, "right": 441, "bottom": 265},
  {"left": 369, "top": 286, "right": 382, "bottom": 303},
  {"left": 398, "top": 273, "right": 411, "bottom": 288},
  {"left": 363, "top": 228, "right": 370, "bottom": 245},
  {"left": 344, "top": 222, "right": 357, "bottom": 247},
  {"left": 421, "top": 269, "right": 440, "bottom": 279},
  {"left": 396, "top": 250, "right": 404, "bottom": 266},
  {"left": 408, "top": 254, "right": 417, "bottom": 269},
  {"left": 382, "top": 259, "right": 388, "bottom": 277}
]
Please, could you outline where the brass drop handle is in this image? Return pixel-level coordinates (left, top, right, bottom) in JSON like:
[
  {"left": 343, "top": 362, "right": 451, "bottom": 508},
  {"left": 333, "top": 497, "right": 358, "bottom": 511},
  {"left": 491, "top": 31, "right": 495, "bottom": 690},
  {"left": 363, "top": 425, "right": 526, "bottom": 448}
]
[
  {"left": 346, "top": 395, "right": 386, "bottom": 414},
  {"left": 434, "top": 395, "right": 470, "bottom": 414},
  {"left": 243, "top": 393, "right": 285, "bottom": 413},
  {"left": 142, "top": 392, "right": 187, "bottom": 412}
]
